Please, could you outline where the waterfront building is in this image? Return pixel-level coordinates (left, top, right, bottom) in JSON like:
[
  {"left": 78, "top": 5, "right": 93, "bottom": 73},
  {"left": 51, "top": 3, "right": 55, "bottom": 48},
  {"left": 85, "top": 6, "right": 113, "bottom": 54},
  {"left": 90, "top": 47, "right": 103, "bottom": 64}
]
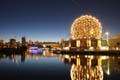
[
  {"left": 9, "top": 38, "right": 16, "bottom": 48},
  {"left": 17, "top": 41, "right": 21, "bottom": 48},
  {"left": 0, "top": 40, "right": 4, "bottom": 48},
  {"left": 109, "top": 34, "right": 120, "bottom": 50},
  {"left": 43, "top": 42, "right": 59, "bottom": 49}
]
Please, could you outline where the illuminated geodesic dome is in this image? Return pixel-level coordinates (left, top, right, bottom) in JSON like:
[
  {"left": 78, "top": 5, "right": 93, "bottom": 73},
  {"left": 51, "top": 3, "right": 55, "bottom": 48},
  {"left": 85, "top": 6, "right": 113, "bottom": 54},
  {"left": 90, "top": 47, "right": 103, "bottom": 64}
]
[{"left": 71, "top": 15, "right": 102, "bottom": 39}]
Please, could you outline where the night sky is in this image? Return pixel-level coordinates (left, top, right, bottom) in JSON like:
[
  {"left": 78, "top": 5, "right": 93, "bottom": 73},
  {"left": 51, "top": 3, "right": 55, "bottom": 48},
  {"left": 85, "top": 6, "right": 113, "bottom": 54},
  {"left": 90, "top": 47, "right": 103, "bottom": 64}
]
[{"left": 0, "top": 0, "right": 120, "bottom": 42}]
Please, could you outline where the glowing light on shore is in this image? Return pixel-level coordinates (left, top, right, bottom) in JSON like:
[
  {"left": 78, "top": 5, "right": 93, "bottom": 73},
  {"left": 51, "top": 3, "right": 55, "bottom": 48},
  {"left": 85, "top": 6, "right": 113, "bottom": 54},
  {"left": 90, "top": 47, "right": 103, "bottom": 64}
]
[{"left": 29, "top": 46, "right": 43, "bottom": 54}]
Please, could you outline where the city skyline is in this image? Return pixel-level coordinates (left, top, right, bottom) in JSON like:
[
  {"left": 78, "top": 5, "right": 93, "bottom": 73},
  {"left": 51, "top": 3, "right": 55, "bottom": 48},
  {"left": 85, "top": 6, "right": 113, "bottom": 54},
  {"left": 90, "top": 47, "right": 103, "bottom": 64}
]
[{"left": 0, "top": 0, "right": 120, "bottom": 42}]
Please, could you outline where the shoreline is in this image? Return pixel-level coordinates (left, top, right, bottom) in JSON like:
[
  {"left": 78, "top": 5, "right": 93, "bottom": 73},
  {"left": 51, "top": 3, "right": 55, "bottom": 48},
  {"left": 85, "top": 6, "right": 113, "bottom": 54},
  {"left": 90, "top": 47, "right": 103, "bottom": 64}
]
[{"left": 53, "top": 50, "right": 120, "bottom": 56}]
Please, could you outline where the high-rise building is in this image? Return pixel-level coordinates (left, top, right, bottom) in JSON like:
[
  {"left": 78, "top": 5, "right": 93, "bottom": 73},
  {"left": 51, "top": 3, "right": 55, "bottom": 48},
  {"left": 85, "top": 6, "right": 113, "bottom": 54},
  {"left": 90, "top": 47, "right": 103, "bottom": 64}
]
[{"left": 21, "top": 36, "right": 26, "bottom": 46}]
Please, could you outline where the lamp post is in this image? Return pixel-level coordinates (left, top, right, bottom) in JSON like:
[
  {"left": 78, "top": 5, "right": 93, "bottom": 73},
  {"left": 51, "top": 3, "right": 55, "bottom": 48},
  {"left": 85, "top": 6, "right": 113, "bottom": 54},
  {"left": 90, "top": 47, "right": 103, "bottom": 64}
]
[{"left": 105, "top": 32, "right": 109, "bottom": 46}]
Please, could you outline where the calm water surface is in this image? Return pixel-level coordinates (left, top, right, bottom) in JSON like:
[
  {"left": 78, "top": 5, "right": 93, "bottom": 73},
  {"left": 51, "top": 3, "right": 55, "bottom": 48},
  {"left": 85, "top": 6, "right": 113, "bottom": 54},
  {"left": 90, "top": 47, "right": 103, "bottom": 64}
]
[{"left": 0, "top": 50, "right": 120, "bottom": 80}]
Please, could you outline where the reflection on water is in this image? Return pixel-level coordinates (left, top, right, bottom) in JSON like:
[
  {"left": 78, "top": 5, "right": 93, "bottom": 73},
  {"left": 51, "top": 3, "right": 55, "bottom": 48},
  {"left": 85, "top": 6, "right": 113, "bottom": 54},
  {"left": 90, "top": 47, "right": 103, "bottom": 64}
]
[
  {"left": 0, "top": 50, "right": 58, "bottom": 64},
  {"left": 60, "top": 54, "right": 120, "bottom": 80},
  {"left": 0, "top": 50, "right": 69, "bottom": 80},
  {"left": 0, "top": 52, "right": 26, "bottom": 63},
  {"left": 0, "top": 50, "right": 120, "bottom": 80},
  {"left": 71, "top": 64, "right": 103, "bottom": 80}
]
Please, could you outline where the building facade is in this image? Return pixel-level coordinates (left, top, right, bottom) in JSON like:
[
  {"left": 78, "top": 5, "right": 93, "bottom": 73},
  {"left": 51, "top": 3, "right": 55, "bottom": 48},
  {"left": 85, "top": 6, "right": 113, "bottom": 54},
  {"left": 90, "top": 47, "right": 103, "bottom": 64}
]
[{"left": 61, "top": 38, "right": 102, "bottom": 50}]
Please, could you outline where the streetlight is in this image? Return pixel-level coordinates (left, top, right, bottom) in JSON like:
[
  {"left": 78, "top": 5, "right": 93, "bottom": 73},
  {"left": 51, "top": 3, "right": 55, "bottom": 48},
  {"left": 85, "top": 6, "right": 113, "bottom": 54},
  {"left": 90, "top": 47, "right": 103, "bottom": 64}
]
[{"left": 105, "top": 32, "right": 109, "bottom": 46}]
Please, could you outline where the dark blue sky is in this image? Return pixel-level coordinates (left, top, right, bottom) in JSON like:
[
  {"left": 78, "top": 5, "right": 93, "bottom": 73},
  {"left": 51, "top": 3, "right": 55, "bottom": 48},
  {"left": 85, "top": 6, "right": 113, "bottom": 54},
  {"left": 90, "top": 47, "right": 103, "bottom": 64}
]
[{"left": 0, "top": 0, "right": 120, "bottom": 42}]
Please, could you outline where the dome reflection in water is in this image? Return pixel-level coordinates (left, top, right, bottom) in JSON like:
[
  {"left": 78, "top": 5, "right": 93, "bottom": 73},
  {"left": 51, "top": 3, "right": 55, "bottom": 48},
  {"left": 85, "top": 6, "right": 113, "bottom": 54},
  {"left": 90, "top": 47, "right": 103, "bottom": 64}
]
[{"left": 61, "top": 55, "right": 103, "bottom": 80}]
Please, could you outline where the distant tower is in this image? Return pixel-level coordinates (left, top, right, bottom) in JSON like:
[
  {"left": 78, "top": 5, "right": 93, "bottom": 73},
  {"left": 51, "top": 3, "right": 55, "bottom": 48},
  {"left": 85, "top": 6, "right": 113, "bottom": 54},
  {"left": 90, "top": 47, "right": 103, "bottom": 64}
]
[{"left": 21, "top": 36, "right": 26, "bottom": 46}]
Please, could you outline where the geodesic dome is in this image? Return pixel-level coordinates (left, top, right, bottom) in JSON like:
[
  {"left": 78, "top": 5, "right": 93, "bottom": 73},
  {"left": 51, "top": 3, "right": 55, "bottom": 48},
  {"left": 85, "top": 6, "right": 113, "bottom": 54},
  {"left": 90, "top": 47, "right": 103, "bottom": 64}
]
[{"left": 71, "top": 15, "right": 102, "bottom": 39}]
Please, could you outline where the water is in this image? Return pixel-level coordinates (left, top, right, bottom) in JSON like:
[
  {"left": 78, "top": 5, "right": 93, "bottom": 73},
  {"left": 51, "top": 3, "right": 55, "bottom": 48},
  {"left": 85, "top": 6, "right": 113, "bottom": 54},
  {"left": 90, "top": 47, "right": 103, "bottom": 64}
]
[{"left": 0, "top": 50, "right": 120, "bottom": 80}]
